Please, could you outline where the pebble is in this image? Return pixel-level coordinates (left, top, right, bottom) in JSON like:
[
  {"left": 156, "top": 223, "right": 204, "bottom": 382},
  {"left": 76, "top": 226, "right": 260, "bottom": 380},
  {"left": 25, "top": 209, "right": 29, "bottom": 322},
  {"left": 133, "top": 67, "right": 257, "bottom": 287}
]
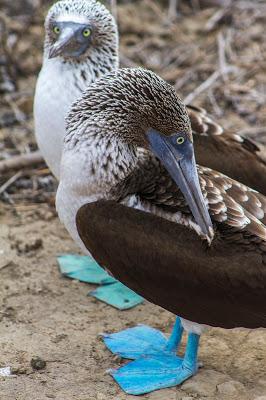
[
  {"left": 30, "top": 356, "right": 46, "bottom": 371},
  {"left": 253, "top": 397, "right": 266, "bottom": 400}
]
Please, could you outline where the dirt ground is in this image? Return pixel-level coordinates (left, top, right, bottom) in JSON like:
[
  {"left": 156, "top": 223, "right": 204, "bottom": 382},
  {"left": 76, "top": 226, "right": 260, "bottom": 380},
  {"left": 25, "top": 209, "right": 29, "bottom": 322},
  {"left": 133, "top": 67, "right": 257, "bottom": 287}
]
[{"left": 0, "top": 0, "right": 266, "bottom": 399}]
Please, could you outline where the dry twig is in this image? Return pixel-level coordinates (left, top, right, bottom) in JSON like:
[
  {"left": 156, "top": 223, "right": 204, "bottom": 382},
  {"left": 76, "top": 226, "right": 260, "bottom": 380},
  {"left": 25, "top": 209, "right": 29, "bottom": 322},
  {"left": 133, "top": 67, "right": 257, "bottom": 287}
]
[
  {"left": 0, "top": 171, "right": 22, "bottom": 195},
  {"left": 0, "top": 151, "right": 44, "bottom": 174},
  {"left": 184, "top": 65, "right": 236, "bottom": 104},
  {"left": 217, "top": 32, "right": 228, "bottom": 80},
  {"left": 110, "top": 0, "right": 117, "bottom": 21},
  {"left": 205, "top": 7, "right": 229, "bottom": 32},
  {"left": 168, "top": 0, "right": 178, "bottom": 21}
]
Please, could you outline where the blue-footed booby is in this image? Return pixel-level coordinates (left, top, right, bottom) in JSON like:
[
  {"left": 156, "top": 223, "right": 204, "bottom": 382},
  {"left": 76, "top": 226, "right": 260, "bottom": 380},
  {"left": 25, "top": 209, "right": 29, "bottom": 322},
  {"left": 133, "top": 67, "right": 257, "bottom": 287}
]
[
  {"left": 33, "top": 0, "right": 140, "bottom": 309},
  {"left": 56, "top": 67, "right": 266, "bottom": 393}
]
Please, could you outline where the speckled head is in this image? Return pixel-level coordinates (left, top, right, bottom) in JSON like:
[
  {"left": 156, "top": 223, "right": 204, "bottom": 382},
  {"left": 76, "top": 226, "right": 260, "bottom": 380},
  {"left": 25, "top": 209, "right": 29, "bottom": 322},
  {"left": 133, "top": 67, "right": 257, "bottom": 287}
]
[
  {"left": 67, "top": 68, "right": 212, "bottom": 237},
  {"left": 67, "top": 68, "right": 193, "bottom": 144},
  {"left": 44, "top": 0, "right": 118, "bottom": 63}
]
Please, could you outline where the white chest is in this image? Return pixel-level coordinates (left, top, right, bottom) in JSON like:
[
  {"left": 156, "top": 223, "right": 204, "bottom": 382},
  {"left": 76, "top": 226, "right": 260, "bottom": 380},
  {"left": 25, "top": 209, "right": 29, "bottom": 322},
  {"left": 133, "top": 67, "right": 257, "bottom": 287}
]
[{"left": 34, "top": 60, "right": 88, "bottom": 179}]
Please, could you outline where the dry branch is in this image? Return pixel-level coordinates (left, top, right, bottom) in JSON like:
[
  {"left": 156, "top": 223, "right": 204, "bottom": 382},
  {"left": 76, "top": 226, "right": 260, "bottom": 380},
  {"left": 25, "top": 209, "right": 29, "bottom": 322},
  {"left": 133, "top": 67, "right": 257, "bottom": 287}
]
[
  {"left": 168, "top": 0, "right": 178, "bottom": 21},
  {"left": 0, "top": 171, "right": 22, "bottom": 194},
  {"left": 0, "top": 151, "right": 44, "bottom": 174},
  {"left": 110, "top": 0, "right": 117, "bottom": 20},
  {"left": 184, "top": 65, "right": 237, "bottom": 104}
]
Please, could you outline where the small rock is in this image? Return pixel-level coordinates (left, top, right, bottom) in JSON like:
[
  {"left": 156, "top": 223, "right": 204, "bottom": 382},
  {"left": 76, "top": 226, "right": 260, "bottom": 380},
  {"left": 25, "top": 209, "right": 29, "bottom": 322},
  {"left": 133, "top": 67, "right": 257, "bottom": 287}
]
[
  {"left": 16, "top": 238, "right": 43, "bottom": 254},
  {"left": 217, "top": 380, "right": 245, "bottom": 395},
  {"left": 30, "top": 356, "right": 46, "bottom": 371},
  {"left": 0, "top": 367, "right": 12, "bottom": 376},
  {"left": 181, "top": 369, "right": 227, "bottom": 396},
  {"left": 253, "top": 397, "right": 266, "bottom": 400}
]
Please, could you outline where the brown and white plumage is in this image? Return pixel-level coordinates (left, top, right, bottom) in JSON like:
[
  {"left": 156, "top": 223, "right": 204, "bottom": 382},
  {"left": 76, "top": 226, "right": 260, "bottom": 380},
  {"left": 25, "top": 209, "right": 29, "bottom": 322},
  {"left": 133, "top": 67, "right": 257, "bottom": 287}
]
[
  {"left": 188, "top": 105, "right": 266, "bottom": 195},
  {"left": 133, "top": 154, "right": 266, "bottom": 248},
  {"left": 56, "top": 67, "right": 266, "bottom": 332}
]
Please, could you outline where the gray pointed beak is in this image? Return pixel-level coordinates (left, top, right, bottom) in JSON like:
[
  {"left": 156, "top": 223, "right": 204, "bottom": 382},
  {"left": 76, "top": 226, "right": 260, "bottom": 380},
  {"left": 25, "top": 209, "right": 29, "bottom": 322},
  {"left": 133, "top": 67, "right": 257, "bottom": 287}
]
[
  {"left": 48, "top": 29, "right": 75, "bottom": 59},
  {"left": 147, "top": 128, "right": 213, "bottom": 240}
]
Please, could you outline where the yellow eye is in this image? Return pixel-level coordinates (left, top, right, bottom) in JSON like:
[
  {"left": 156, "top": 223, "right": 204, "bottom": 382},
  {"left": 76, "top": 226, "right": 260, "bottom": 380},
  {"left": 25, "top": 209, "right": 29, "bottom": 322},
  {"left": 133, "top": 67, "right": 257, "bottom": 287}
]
[
  {"left": 82, "top": 28, "right": 91, "bottom": 37},
  {"left": 53, "top": 25, "right": 60, "bottom": 34},
  {"left": 176, "top": 136, "right": 185, "bottom": 145}
]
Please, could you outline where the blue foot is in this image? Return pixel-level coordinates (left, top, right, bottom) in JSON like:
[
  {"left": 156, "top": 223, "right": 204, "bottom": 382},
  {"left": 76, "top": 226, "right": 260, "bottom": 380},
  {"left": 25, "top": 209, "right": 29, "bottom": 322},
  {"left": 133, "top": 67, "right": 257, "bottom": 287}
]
[
  {"left": 104, "top": 325, "right": 169, "bottom": 359},
  {"left": 104, "top": 317, "right": 183, "bottom": 360},
  {"left": 58, "top": 254, "right": 115, "bottom": 284},
  {"left": 57, "top": 254, "right": 143, "bottom": 309},
  {"left": 111, "top": 333, "right": 200, "bottom": 395},
  {"left": 90, "top": 281, "right": 143, "bottom": 310}
]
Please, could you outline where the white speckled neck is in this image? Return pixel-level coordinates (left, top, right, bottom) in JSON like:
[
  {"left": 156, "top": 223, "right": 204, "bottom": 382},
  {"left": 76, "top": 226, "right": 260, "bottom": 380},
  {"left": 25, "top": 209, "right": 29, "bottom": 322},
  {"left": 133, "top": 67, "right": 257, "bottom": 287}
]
[{"left": 34, "top": 0, "right": 119, "bottom": 179}]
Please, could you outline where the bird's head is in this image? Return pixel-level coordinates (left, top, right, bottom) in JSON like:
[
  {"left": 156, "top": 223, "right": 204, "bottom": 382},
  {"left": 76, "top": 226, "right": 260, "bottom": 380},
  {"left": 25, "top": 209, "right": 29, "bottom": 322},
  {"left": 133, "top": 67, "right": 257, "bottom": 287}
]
[
  {"left": 67, "top": 68, "right": 213, "bottom": 239},
  {"left": 44, "top": 0, "right": 118, "bottom": 62}
]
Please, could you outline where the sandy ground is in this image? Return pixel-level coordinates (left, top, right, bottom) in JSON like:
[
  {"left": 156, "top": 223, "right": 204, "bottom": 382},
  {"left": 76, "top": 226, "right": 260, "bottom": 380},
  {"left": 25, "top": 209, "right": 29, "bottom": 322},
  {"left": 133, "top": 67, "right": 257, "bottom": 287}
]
[{"left": 0, "top": 205, "right": 266, "bottom": 400}]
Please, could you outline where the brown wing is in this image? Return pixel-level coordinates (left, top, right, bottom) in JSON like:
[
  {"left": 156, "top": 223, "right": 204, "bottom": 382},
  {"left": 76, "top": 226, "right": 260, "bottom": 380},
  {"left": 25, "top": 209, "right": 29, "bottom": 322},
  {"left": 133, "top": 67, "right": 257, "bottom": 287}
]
[
  {"left": 187, "top": 105, "right": 266, "bottom": 195},
  {"left": 198, "top": 166, "right": 266, "bottom": 248},
  {"left": 187, "top": 105, "right": 224, "bottom": 137},
  {"left": 77, "top": 201, "right": 266, "bottom": 329}
]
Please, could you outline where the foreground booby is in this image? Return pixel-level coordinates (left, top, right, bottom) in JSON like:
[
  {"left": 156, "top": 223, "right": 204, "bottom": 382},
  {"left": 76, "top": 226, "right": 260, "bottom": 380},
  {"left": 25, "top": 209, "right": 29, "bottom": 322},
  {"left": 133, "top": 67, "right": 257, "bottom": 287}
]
[{"left": 56, "top": 68, "right": 266, "bottom": 394}]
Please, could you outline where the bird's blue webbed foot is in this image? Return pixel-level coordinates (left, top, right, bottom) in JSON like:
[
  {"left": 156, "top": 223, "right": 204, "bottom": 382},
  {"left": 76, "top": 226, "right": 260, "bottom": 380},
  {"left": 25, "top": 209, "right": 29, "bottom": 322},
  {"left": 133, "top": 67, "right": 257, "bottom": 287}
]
[
  {"left": 110, "top": 332, "right": 200, "bottom": 395},
  {"left": 104, "top": 317, "right": 183, "bottom": 360},
  {"left": 57, "top": 254, "right": 143, "bottom": 309},
  {"left": 58, "top": 254, "right": 115, "bottom": 284}
]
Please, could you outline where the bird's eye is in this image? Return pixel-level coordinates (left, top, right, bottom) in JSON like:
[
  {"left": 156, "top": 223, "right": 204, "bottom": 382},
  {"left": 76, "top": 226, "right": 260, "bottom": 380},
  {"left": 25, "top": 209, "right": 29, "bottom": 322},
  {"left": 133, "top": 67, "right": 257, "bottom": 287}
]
[
  {"left": 53, "top": 25, "right": 60, "bottom": 34},
  {"left": 176, "top": 136, "right": 185, "bottom": 145},
  {"left": 82, "top": 28, "right": 91, "bottom": 38}
]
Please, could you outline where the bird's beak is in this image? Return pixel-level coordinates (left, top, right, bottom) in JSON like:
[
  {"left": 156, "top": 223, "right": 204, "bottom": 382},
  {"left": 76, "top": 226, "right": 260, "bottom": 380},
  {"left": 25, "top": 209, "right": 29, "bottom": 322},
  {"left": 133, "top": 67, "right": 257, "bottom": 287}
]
[
  {"left": 49, "top": 28, "right": 76, "bottom": 59},
  {"left": 147, "top": 128, "right": 213, "bottom": 240}
]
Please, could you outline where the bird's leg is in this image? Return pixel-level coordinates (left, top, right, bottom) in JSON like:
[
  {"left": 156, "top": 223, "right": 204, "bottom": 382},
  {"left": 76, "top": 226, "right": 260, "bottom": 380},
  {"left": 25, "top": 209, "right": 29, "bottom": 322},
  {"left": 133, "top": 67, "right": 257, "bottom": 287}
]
[
  {"left": 110, "top": 330, "right": 201, "bottom": 395},
  {"left": 182, "top": 332, "right": 200, "bottom": 374},
  {"left": 165, "top": 316, "right": 184, "bottom": 352}
]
